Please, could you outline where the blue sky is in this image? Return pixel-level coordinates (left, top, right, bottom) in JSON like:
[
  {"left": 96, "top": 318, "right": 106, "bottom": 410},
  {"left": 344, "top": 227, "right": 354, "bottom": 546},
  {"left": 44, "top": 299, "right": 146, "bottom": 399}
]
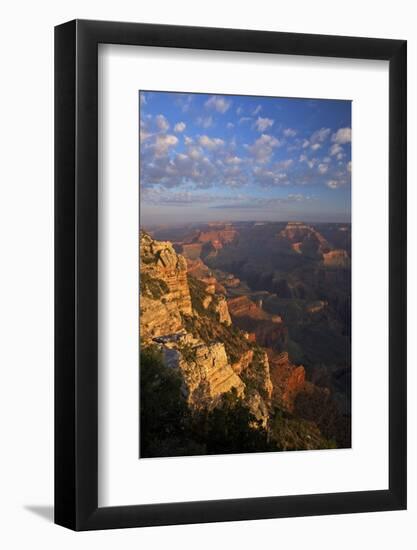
[{"left": 139, "top": 91, "right": 351, "bottom": 226}]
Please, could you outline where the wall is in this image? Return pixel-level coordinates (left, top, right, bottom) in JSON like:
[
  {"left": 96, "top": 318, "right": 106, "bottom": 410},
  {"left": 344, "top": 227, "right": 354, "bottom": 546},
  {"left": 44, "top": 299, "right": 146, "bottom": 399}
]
[{"left": 0, "top": 1, "right": 415, "bottom": 548}]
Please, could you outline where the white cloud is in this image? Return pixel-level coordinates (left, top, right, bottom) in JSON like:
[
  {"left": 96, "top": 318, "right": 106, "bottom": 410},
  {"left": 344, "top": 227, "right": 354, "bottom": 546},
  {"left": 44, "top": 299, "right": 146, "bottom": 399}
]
[
  {"left": 153, "top": 134, "right": 178, "bottom": 156},
  {"left": 140, "top": 119, "right": 152, "bottom": 142},
  {"left": 248, "top": 134, "right": 281, "bottom": 163},
  {"left": 302, "top": 139, "right": 310, "bottom": 148},
  {"left": 155, "top": 114, "right": 170, "bottom": 132},
  {"left": 283, "top": 128, "right": 297, "bottom": 138},
  {"left": 239, "top": 117, "right": 252, "bottom": 124},
  {"left": 254, "top": 117, "right": 274, "bottom": 132},
  {"left": 174, "top": 122, "right": 186, "bottom": 133},
  {"left": 253, "top": 166, "right": 288, "bottom": 186},
  {"left": 330, "top": 143, "right": 343, "bottom": 156},
  {"left": 205, "top": 95, "right": 231, "bottom": 113},
  {"left": 253, "top": 105, "right": 262, "bottom": 115},
  {"left": 326, "top": 179, "right": 341, "bottom": 189},
  {"left": 277, "top": 159, "right": 293, "bottom": 170},
  {"left": 310, "top": 127, "right": 331, "bottom": 144},
  {"left": 225, "top": 155, "right": 242, "bottom": 165},
  {"left": 311, "top": 143, "right": 321, "bottom": 151},
  {"left": 198, "top": 135, "right": 225, "bottom": 150},
  {"left": 332, "top": 127, "right": 352, "bottom": 144},
  {"left": 187, "top": 146, "right": 202, "bottom": 160},
  {"left": 196, "top": 115, "right": 213, "bottom": 128},
  {"left": 226, "top": 122, "right": 234, "bottom": 129},
  {"left": 318, "top": 163, "right": 329, "bottom": 174},
  {"left": 140, "top": 94, "right": 147, "bottom": 105},
  {"left": 299, "top": 154, "right": 308, "bottom": 162}
]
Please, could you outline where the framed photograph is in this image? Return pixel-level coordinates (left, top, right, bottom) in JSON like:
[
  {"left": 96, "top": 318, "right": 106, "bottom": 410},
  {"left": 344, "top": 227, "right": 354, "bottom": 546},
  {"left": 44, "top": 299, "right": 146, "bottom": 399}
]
[{"left": 55, "top": 19, "right": 406, "bottom": 530}]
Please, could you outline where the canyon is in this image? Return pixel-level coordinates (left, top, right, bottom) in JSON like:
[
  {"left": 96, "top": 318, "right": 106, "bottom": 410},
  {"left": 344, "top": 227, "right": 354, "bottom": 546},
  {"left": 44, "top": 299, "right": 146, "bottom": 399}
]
[{"left": 140, "top": 220, "right": 351, "bottom": 456}]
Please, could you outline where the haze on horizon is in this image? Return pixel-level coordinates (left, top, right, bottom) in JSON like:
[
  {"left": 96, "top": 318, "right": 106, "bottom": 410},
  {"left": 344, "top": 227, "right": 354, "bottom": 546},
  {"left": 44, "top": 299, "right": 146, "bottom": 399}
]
[{"left": 140, "top": 91, "right": 351, "bottom": 226}]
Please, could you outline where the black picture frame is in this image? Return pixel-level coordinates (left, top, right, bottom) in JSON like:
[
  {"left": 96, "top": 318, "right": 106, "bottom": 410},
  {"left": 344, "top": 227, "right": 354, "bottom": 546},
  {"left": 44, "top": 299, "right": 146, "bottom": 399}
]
[{"left": 55, "top": 19, "right": 407, "bottom": 531}]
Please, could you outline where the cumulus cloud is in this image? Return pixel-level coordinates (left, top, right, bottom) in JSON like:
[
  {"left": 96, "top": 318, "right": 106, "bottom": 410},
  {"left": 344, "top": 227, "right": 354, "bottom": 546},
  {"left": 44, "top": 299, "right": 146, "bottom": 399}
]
[
  {"left": 330, "top": 143, "right": 343, "bottom": 156},
  {"left": 310, "top": 127, "right": 331, "bottom": 144},
  {"left": 276, "top": 159, "right": 293, "bottom": 170},
  {"left": 318, "top": 163, "right": 329, "bottom": 174},
  {"left": 247, "top": 134, "right": 281, "bottom": 163},
  {"left": 254, "top": 117, "right": 274, "bottom": 132},
  {"left": 140, "top": 119, "right": 152, "bottom": 142},
  {"left": 332, "top": 127, "right": 352, "bottom": 144},
  {"left": 283, "top": 128, "right": 297, "bottom": 138},
  {"left": 205, "top": 95, "right": 231, "bottom": 113},
  {"left": 302, "top": 139, "right": 310, "bottom": 148},
  {"left": 174, "top": 122, "right": 186, "bottom": 133},
  {"left": 326, "top": 179, "right": 341, "bottom": 189},
  {"left": 175, "top": 94, "right": 193, "bottom": 113},
  {"left": 198, "top": 135, "right": 225, "bottom": 150},
  {"left": 311, "top": 143, "right": 321, "bottom": 151},
  {"left": 253, "top": 166, "right": 288, "bottom": 186},
  {"left": 153, "top": 134, "right": 178, "bottom": 156},
  {"left": 224, "top": 155, "right": 242, "bottom": 165},
  {"left": 155, "top": 114, "right": 170, "bottom": 132}
]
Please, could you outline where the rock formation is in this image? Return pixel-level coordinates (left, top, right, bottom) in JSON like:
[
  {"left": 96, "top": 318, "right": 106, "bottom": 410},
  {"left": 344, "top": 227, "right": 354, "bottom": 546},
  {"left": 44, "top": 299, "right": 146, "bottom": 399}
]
[
  {"left": 228, "top": 296, "right": 287, "bottom": 351},
  {"left": 268, "top": 351, "right": 307, "bottom": 412},
  {"left": 322, "top": 249, "right": 349, "bottom": 267},
  {"left": 140, "top": 231, "right": 269, "bottom": 416},
  {"left": 140, "top": 231, "right": 192, "bottom": 341},
  {"left": 160, "top": 332, "right": 245, "bottom": 408}
]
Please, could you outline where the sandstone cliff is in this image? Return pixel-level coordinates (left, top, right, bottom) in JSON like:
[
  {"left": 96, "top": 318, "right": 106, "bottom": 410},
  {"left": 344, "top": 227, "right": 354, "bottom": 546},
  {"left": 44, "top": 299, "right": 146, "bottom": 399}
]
[
  {"left": 140, "top": 231, "right": 261, "bottom": 414},
  {"left": 160, "top": 332, "right": 245, "bottom": 408},
  {"left": 140, "top": 231, "right": 192, "bottom": 341}
]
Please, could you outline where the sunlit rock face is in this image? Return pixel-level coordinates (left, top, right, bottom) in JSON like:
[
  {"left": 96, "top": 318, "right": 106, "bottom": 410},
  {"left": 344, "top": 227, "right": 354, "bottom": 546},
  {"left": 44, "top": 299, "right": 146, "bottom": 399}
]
[
  {"left": 140, "top": 232, "right": 247, "bottom": 410},
  {"left": 269, "top": 352, "right": 306, "bottom": 412}
]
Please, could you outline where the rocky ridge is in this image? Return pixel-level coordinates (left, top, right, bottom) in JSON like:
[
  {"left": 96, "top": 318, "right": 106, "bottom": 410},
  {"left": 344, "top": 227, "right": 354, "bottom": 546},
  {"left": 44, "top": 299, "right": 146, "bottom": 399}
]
[{"left": 140, "top": 231, "right": 271, "bottom": 420}]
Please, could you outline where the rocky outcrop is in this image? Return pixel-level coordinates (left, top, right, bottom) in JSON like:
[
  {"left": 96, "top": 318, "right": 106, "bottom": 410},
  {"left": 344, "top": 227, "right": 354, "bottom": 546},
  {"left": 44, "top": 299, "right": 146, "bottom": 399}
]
[
  {"left": 322, "top": 249, "right": 349, "bottom": 267},
  {"left": 228, "top": 296, "right": 270, "bottom": 320},
  {"left": 196, "top": 226, "right": 237, "bottom": 247},
  {"left": 269, "top": 352, "right": 306, "bottom": 412},
  {"left": 246, "top": 389, "right": 269, "bottom": 428},
  {"left": 213, "top": 295, "right": 232, "bottom": 325},
  {"left": 279, "top": 222, "right": 329, "bottom": 247},
  {"left": 140, "top": 231, "right": 192, "bottom": 341},
  {"left": 141, "top": 231, "right": 244, "bottom": 410},
  {"left": 231, "top": 349, "right": 254, "bottom": 375},
  {"left": 158, "top": 332, "right": 245, "bottom": 408},
  {"left": 228, "top": 296, "right": 287, "bottom": 352}
]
